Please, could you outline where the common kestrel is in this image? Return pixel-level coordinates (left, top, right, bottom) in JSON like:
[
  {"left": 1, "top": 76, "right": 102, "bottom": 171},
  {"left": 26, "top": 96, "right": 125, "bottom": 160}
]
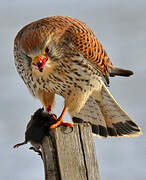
[{"left": 14, "top": 16, "right": 141, "bottom": 137}]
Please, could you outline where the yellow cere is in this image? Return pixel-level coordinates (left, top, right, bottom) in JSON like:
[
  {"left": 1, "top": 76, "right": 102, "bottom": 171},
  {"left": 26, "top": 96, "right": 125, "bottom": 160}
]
[{"left": 33, "top": 56, "right": 40, "bottom": 63}]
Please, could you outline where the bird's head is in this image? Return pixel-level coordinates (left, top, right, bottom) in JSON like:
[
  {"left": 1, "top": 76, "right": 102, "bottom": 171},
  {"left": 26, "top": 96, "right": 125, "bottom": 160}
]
[
  {"left": 16, "top": 23, "right": 60, "bottom": 73},
  {"left": 15, "top": 17, "right": 77, "bottom": 73}
]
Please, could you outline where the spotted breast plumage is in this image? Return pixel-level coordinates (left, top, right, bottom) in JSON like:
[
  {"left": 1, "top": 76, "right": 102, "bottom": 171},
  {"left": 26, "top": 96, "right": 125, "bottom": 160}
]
[{"left": 14, "top": 16, "right": 141, "bottom": 137}]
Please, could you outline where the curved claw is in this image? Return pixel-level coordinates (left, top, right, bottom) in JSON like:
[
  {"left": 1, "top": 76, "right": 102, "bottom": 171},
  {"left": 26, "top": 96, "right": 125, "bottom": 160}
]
[
  {"left": 50, "top": 120, "right": 73, "bottom": 129},
  {"left": 61, "top": 122, "right": 73, "bottom": 128}
]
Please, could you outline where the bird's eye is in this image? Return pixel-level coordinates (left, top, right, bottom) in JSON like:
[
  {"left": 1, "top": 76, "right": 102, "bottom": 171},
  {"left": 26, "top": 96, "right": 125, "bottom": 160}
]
[
  {"left": 45, "top": 46, "right": 53, "bottom": 57},
  {"left": 45, "top": 47, "right": 50, "bottom": 54},
  {"left": 45, "top": 47, "right": 53, "bottom": 57}
]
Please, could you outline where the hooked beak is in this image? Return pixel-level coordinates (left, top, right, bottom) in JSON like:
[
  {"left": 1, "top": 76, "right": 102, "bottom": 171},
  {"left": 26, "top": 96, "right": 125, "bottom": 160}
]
[{"left": 32, "top": 55, "right": 48, "bottom": 72}]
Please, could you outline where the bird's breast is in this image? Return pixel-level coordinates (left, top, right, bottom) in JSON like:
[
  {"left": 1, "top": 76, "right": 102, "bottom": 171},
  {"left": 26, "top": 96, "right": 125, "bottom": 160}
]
[
  {"left": 33, "top": 58, "right": 102, "bottom": 99},
  {"left": 16, "top": 54, "right": 102, "bottom": 102}
]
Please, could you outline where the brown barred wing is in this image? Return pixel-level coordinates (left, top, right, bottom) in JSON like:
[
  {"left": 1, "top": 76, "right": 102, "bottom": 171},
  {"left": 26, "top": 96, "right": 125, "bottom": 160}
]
[{"left": 64, "top": 17, "right": 113, "bottom": 75}]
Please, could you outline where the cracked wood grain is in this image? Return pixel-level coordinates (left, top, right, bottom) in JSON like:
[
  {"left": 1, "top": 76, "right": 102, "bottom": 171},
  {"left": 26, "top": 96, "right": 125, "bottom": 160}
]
[{"left": 42, "top": 123, "right": 100, "bottom": 180}]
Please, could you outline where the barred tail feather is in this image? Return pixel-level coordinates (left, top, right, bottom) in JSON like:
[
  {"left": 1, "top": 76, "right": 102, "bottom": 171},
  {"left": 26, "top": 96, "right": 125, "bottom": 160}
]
[{"left": 72, "top": 83, "right": 142, "bottom": 138}]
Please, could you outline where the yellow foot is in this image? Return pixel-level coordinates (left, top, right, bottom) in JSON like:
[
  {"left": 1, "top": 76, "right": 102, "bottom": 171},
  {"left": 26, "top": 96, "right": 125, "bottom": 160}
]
[
  {"left": 61, "top": 122, "right": 73, "bottom": 128},
  {"left": 50, "top": 117, "right": 63, "bottom": 129},
  {"left": 49, "top": 106, "right": 69, "bottom": 129},
  {"left": 50, "top": 113, "right": 57, "bottom": 120},
  {"left": 50, "top": 120, "right": 73, "bottom": 129}
]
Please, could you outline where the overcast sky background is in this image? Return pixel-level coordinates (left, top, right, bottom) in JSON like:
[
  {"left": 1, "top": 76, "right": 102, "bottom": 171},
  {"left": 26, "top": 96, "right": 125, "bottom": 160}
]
[{"left": 0, "top": 0, "right": 146, "bottom": 180}]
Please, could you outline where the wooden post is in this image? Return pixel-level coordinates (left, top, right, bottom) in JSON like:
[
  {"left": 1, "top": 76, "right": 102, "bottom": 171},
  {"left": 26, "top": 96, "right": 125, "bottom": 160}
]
[{"left": 42, "top": 123, "right": 100, "bottom": 180}]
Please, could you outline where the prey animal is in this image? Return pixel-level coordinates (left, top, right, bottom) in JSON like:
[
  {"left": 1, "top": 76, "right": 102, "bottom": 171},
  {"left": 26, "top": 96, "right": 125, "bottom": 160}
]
[
  {"left": 13, "top": 108, "right": 59, "bottom": 179},
  {"left": 13, "top": 108, "right": 57, "bottom": 154}
]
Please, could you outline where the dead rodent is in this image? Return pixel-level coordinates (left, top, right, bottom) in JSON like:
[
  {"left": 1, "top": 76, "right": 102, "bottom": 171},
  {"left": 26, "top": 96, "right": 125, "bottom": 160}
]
[{"left": 13, "top": 108, "right": 57, "bottom": 154}]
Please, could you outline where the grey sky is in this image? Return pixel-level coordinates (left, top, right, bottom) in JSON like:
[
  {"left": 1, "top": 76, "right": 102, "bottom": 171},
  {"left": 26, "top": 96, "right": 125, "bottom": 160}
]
[{"left": 0, "top": 0, "right": 146, "bottom": 179}]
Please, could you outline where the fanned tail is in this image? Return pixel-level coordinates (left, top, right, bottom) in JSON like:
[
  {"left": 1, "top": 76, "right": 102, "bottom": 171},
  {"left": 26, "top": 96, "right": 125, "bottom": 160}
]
[{"left": 71, "top": 83, "right": 142, "bottom": 138}]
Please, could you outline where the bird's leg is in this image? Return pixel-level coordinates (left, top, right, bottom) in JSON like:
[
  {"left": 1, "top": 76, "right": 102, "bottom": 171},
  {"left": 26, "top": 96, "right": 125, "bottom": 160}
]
[
  {"left": 46, "top": 105, "right": 57, "bottom": 120},
  {"left": 46, "top": 105, "right": 51, "bottom": 113},
  {"left": 50, "top": 106, "right": 72, "bottom": 129}
]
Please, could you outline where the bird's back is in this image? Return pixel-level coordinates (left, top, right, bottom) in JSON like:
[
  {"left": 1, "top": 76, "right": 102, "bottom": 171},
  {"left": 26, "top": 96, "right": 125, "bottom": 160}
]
[{"left": 45, "top": 16, "right": 113, "bottom": 75}]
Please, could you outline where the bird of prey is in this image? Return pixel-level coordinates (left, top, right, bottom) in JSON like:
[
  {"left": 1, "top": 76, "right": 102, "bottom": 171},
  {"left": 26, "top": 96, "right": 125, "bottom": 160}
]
[{"left": 14, "top": 16, "right": 141, "bottom": 137}]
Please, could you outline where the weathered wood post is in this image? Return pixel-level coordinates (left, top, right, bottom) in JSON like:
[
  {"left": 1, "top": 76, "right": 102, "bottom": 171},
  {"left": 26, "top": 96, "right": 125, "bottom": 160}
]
[{"left": 42, "top": 123, "right": 100, "bottom": 180}]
